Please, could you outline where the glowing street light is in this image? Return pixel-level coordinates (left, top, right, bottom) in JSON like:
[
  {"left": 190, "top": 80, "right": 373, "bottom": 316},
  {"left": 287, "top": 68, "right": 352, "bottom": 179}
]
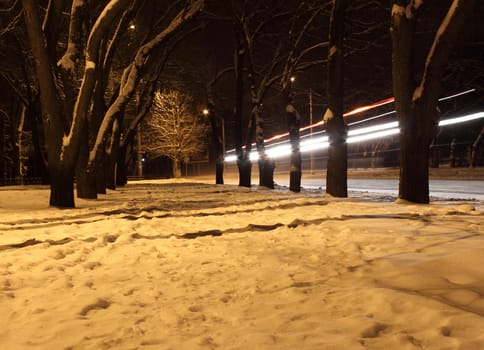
[{"left": 202, "top": 108, "right": 209, "bottom": 116}]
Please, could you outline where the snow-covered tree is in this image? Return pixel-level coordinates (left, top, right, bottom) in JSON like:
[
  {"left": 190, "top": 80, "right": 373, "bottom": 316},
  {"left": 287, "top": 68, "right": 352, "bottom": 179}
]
[
  {"left": 20, "top": 0, "right": 204, "bottom": 207},
  {"left": 144, "top": 90, "right": 208, "bottom": 178},
  {"left": 391, "top": 0, "right": 476, "bottom": 203}
]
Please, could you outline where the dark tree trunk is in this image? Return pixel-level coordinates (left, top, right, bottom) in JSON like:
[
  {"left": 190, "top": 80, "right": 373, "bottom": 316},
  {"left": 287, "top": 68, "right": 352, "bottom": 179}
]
[
  {"left": 286, "top": 98, "right": 301, "bottom": 192},
  {"left": 116, "top": 145, "right": 129, "bottom": 186},
  {"left": 258, "top": 158, "right": 275, "bottom": 188},
  {"left": 76, "top": 165, "right": 97, "bottom": 199},
  {"left": 116, "top": 130, "right": 137, "bottom": 187},
  {"left": 391, "top": 0, "right": 475, "bottom": 203},
  {"left": 237, "top": 158, "right": 252, "bottom": 187},
  {"left": 22, "top": 0, "right": 77, "bottom": 208},
  {"left": 398, "top": 108, "right": 432, "bottom": 203},
  {"left": 326, "top": 131, "right": 347, "bottom": 196},
  {"left": 215, "top": 161, "right": 224, "bottom": 185},
  {"left": 49, "top": 165, "right": 75, "bottom": 208},
  {"left": 96, "top": 157, "right": 107, "bottom": 194},
  {"left": 254, "top": 105, "right": 274, "bottom": 189},
  {"left": 76, "top": 121, "right": 98, "bottom": 199},
  {"left": 239, "top": 112, "right": 255, "bottom": 188},
  {"left": 233, "top": 26, "right": 251, "bottom": 188},
  {"left": 207, "top": 103, "right": 224, "bottom": 185},
  {"left": 29, "top": 97, "right": 49, "bottom": 183},
  {"left": 105, "top": 118, "right": 123, "bottom": 190},
  {"left": 105, "top": 156, "right": 116, "bottom": 190},
  {"left": 325, "top": 0, "right": 348, "bottom": 197}
]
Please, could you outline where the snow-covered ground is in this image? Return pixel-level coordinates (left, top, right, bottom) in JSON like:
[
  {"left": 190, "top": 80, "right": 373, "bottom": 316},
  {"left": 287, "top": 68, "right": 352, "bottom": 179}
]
[{"left": 1, "top": 179, "right": 483, "bottom": 349}]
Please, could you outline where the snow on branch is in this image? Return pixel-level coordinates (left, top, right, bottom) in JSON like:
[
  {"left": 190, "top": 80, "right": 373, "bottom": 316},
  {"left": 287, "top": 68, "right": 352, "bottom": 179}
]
[
  {"left": 88, "top": 0, "right": 205, "bottom": 167},
  {"left": 61, "top": 0, "right": 132, "bottom": 161},
  {"left": 413, "top": 0, "right": 475, "bottom": 104}
]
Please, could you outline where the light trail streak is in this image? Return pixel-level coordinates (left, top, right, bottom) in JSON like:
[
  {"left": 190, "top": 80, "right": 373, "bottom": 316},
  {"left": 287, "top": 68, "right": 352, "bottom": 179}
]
[
  {"left": 224, "top": 89, "right": 479, "bottom": 162},
  {"left": 225, "top": 110, "right": 483, "bottom": 162},
  {"left": 438, "top": 112, "right": 484, "bottom": 127}
]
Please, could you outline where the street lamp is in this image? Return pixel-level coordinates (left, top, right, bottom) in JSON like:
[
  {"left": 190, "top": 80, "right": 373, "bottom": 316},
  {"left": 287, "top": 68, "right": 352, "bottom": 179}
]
[{"left": 202, "top": 108, "right": 209, "bottom": 116}]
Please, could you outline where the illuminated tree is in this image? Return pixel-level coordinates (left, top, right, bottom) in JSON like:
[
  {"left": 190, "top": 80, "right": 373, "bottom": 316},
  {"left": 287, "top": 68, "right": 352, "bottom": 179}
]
[{"left": 144, "top": 90, "right": 208, "bottom": 178}]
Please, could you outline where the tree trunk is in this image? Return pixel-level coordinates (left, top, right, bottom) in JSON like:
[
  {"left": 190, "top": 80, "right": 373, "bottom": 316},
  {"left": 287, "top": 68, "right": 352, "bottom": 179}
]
[
  {"left": 207, "top": 103, "right": 224, "bottom": 185},
  {"left": 105, "top": 156, "right": 117, "bottom": 190},
  {"left": 391, "top": 0, "right": 476, "bottom": 203},
  {"left": 215, "top": 160, "right": 224, "bottom": 185},
  {"left": 237, "top": 159, "right": 252, "bottom": 187},
  {"left": 398, "top": 108, "right": 432, "bottom": 203},
  {"left": 326, "top": 131, "right": 348, "bottom": 196},
  {"left": 116, "top": 144, "right": 129, "bottom": 186},
  {"left": 116, "top": 130, "right": 138, "bottom": 187},
  {"left": 22, "top": 0, "right": 77, "bottom": 208},
  {"left": 76, "top": 168, "right": 97, "bottom": 199},
  {"left": 258, "top": 158, "right": 275, "bottom": 189},
  {"left": 233, "top": 26, "right": 250, "bottom": 188},
  {"left": 287, "top": 98, "right": 301, "bottom": 192},
  {"left": 49, "top": 165, "right": 75, "bottom": 208},
  {"left": 105, "top": 118, "right": 123, "bottom": 190},
  {"left": 76, "top": 121, "right": 98, "bottom": 199},
  {"left": 173, "top": 159, "right": 182, "bottom": 178},
  {"left": 96, "top": 157, "right": 107, "bottom": 194},
  {"left": 325, "top": 0, "right": 348, "bottom": 198},
  {"left": 254, "top": 105, "right": 274, "bottom": 189}
]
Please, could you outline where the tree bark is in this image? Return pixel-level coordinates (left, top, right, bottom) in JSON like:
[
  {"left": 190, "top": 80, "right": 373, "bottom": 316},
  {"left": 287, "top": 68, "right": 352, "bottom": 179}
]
[
  {"left": 254, "top": 105, "right": 274, "bottom": 189},
  {"left": 233, "top": 25, "right": 251, "bottom": 188},
  {"left": 398, "top": 107, "right": 432, "bottom": 203},
  {"left": 22, "top": 0, "right": 76, "bottom": 207},
  {"left": 173, "top": 159, "right": 182, "bottom": 178},
  {"left": 116, "top": 147, "right": 129, "bottom": 186},
  {"left": 75, "top": 122, "right": 97, "bottom": 199},
  {"left": 49, "top": 166, "right": 75, "bottom": 208},
  {"left": 286, "top": 98, "right": 301, "bottom": 192},
  {"left": 325, "top": 0, "right": 348, "bottom": 198},
  {"left": 391, "top": 0, "right": 475, "bottom": 203},
  {"left": 207, "top": 103, "right": 224, "bottom": 184}
]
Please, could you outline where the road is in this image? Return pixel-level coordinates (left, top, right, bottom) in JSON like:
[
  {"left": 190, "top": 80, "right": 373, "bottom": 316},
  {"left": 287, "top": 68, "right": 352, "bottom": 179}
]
[
  {"left": 282, "top": 178, "right": 484, "bottom": 201},
  {"left": 202, "top": 169, "right": 484, "bottom": 201}
]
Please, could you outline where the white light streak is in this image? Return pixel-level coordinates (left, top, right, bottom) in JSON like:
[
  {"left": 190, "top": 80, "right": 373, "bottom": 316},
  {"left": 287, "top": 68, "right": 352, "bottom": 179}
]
[
  {"left": 266, "top": 144, "right": 291, "bottom": 159},
  {"left": 438, "top": 112, "right": 484, "bottom": 127},
  {"left": 438, "top": 88, "right": 475, "bottom": 101},
  {"left": 348, "top": 121, "right": 398, "bottom": 136},
  {"left": 224, "top": 155, "right": 237, "bottom": 162},
  {"left": 301, "top": 142, "right": 329, "bottom": 153},
  {"left": 347, "top": 128, "right": 400, "bottom": 144},
  {"left": 300, "top": 136, "right": 329, "bottom": 147}
]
